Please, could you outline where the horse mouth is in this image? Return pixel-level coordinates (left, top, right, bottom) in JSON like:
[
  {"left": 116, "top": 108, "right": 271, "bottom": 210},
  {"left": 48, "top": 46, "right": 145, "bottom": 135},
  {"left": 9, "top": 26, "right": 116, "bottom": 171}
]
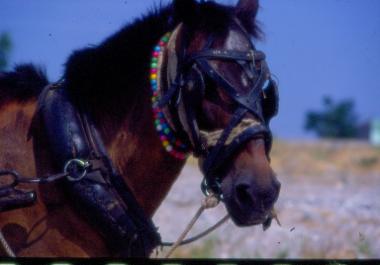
[
  {"left": 225, "top": 203, "right": 280, "bottom": 229},
  {"left": 232, "top": 211, "right": 270, "bottom": 227}
]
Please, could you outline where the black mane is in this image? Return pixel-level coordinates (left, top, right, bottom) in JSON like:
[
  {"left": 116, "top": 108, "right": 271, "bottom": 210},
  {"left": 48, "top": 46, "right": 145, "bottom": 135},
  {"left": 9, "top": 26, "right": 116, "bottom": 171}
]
[
  {"left": 64, "top": 1, "right": 261, "bottom": 119},
  {"left": 64, "top": 4, "right": 174, "bottom": 118},
  {"left": 0, "top": 64, "right": 48, "bottom": 106},
  {"left": 0, "top": 1, "right": 261, "bottom": 113}
]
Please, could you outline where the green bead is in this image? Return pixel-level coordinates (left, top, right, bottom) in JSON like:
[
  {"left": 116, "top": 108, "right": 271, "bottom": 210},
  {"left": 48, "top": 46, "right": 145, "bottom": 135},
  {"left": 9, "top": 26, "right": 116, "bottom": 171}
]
[
  {"left": 151, "top": 57, "right": 158, "bottom": 63},
  {"left": 151, "top": 63, "right": 157, "bottom": 68},
  {"left": 162, "top": 36, "right": 169, "bottom": 42},
  {"left": 164, "top": 128, "right": 170, "bottom": 134}
]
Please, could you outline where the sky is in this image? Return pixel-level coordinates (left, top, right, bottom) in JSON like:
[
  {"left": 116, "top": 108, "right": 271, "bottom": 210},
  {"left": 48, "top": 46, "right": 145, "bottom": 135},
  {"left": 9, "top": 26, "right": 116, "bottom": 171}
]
[{"left": 0, "top": 0, "right": 379, "bottom": 139}]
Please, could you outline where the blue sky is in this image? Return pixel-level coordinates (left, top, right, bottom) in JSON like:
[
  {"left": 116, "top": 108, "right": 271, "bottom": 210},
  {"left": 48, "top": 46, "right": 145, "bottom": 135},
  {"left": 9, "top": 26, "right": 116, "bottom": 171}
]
[{"left": 0, "top": 0, "right": 379, "bottom": 138}]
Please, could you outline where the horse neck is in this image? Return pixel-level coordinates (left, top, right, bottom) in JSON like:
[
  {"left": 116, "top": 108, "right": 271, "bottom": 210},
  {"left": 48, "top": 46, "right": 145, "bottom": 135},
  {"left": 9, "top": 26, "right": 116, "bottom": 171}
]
[{"left": 97, "top": 85, "right": 187, "bottom": 217}]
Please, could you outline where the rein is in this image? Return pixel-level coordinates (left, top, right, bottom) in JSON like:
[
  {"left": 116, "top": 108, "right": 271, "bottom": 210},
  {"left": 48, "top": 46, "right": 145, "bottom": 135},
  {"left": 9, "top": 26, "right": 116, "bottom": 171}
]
[{"left": 162, "top": 192, "right": 227, "bottom": 258}]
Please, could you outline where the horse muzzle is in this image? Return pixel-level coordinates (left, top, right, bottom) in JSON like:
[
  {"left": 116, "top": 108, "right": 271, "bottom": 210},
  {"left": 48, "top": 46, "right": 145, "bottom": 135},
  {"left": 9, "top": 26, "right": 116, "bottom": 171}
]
[{"left": 221, "top": 171, "right": 281, "bottom": 227}]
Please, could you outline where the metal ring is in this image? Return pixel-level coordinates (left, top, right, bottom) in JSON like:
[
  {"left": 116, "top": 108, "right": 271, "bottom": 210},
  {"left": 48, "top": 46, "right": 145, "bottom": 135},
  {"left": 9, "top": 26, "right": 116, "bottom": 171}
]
[
  {"left": 0, "top": 170, "right": 20, "bottom": 190},
  {"left": 201, "top": 178, "right": 210, "bottom": 196},
  {"left": 201, "top": 177, "right": 224, "bottom": 200},
  {"left": 63, "top": 159, "right": 90, "bottom": 182}
]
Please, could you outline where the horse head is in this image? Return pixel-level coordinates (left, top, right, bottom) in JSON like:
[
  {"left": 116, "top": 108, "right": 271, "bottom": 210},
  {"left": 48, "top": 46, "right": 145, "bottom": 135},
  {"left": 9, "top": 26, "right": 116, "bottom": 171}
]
[{"left": 157, "top": 0, "right": 281, "bottom": 227}]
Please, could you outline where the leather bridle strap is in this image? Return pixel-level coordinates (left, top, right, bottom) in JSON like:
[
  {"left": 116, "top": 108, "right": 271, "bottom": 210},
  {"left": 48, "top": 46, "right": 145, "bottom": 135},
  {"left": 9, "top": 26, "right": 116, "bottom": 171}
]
[
  {"left": 200, "top": 107, "right": 247, "bottom": 194},
  {"left": 157, "top": 75, "right": 183, "bottom": 108},
  {"left": 184, "top": 50, "right": 273, "bottom": 197},
  {"left": 188, "top": 49, "right": 265, "bottom": 62},
  {"left": 193, "top": 57, "right": 267, "bottom": 122},
  {"left": 200, "top": 109, "right": 270, "bottom": 196}
]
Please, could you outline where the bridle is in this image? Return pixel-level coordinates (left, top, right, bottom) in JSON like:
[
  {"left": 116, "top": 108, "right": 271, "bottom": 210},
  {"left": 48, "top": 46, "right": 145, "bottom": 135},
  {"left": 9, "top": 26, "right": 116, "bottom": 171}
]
[{"left": 158, "top": 20, "right": 279, "bottom": 198}]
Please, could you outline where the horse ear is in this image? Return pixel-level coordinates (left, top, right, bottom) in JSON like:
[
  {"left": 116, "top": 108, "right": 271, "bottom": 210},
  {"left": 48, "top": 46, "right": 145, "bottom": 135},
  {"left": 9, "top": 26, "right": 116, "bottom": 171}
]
[
  {"left": 173, "top": 0, "right": 198, "bottom": 25},
  {"left": 235, "top": 0, "right": 262, "bottom": 38},
  {"left": 235, "top": 0, "right": 259, "bottom": 20}
]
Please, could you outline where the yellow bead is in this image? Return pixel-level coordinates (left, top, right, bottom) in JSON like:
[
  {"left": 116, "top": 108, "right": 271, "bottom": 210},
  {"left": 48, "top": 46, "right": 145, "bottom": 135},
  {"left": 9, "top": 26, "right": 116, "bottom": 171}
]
[
  {"left": 163, "top": 140, "right": 169, "bottom": 147},
  {"left": 150, "top": 73, "right": 157, "bottom": 80}
]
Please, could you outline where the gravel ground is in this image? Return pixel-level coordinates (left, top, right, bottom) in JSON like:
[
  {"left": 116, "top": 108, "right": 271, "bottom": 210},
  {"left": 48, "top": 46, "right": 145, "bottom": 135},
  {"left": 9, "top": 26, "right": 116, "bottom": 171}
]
[{"left": 153, "top": 147, "right": 380, "bottom": 258}]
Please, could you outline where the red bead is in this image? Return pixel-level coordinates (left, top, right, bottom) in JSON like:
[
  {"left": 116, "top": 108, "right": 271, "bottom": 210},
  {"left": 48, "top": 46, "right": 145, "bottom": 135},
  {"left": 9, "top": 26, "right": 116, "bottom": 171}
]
[
  {"left": 151, "top": 68, "right": 157, "bottom": 74},
  {"left": 153, "top": 51, "right": 159, "bottom": 57}
]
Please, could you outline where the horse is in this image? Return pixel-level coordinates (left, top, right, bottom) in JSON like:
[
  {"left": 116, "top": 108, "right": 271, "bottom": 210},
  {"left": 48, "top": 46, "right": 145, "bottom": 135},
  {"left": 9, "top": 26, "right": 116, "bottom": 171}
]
[{"left": 0, "top": 0, "right": 280, "bottom": 257}]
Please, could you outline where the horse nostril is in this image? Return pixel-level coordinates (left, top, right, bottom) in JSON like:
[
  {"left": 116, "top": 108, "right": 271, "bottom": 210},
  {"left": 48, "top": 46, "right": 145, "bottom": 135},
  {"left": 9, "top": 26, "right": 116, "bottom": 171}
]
[{"left": 235, "top": 183, "right": 254, "bottom": 207}]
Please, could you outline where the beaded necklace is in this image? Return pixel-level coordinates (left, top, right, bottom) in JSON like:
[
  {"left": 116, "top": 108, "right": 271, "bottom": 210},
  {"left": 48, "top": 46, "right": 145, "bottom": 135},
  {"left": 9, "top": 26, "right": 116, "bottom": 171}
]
[{"left": 150, "top": 33, "right": 188, "bottom": 160}]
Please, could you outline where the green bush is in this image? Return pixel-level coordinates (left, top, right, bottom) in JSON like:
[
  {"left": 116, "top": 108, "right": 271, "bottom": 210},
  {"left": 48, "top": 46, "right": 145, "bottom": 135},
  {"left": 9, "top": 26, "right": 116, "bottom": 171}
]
[{"left": 305, "top": 96, "right": 359, "bottom": 138}]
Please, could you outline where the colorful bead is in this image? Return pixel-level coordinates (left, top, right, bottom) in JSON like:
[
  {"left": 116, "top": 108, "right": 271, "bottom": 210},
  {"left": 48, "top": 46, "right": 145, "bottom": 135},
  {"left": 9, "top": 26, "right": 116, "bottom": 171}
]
[{"left": 150, "top": 32, "right": 188, "bottom": 160}]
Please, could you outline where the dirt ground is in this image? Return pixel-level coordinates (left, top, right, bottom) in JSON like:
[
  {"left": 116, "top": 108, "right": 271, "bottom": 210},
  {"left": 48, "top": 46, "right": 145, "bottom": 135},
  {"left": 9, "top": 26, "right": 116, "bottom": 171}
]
[{"left": 153, "top": 140, "right": 380, "bottom": 258}]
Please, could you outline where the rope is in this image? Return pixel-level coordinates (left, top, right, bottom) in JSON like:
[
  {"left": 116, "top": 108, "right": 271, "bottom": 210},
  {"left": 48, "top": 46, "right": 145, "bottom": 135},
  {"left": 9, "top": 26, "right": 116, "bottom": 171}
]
[
  {"left": 161, "top": 214, "right": 229, "bottom": 247},
  {"left": 164, "top": 193, "right": 226, "bottom": 258},
  {"left": 0, "top": 229, "right": 15, "bottom": 257}
]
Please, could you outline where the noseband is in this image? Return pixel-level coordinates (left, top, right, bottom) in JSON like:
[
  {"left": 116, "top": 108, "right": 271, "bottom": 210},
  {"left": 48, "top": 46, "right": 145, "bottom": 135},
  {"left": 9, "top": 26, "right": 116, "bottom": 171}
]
[{"left": 157, "top": 22, "right": 279, "bottom": 198}]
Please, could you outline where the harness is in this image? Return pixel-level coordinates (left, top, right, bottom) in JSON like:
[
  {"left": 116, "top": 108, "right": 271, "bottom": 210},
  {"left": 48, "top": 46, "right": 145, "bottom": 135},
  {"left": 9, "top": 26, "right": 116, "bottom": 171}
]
[
  {"left": 1, "top": 83, "right": 161, "bottom": 257},
  {"left": 157, "top": 22, "right": 279, "bottom": 198}
]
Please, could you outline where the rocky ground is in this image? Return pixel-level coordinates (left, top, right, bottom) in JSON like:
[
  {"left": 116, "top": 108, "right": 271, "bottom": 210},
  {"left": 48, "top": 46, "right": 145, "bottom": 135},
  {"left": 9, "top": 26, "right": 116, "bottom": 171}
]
[{"left": 152, "top": 140, "right": 380, "bottom": 258}]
